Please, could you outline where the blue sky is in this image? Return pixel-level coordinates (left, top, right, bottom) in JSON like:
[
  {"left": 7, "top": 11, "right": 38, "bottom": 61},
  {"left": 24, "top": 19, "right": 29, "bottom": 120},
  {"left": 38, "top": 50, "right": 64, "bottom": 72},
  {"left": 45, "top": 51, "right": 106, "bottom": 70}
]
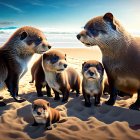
[{"left": 0, "top": 0, "right": 140, "bottom": 31}]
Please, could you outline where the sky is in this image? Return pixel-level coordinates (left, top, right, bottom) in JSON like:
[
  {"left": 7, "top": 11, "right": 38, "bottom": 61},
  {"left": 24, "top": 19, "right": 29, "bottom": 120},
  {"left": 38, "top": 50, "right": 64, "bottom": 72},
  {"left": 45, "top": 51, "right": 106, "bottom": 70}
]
[{"left": 0, "top": 0, "right": 140, "bottom": 32}]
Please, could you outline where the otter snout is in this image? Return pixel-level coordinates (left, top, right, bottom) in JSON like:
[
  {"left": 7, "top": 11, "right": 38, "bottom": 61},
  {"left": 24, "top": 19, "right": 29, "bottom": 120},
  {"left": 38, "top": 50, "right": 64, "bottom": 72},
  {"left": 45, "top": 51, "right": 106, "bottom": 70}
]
[
  {"left": 77, "top": 34, "right": 81, "bottom": 40},
  {"left": 37, "top": 112, "right": 41, "bottom": 115}
]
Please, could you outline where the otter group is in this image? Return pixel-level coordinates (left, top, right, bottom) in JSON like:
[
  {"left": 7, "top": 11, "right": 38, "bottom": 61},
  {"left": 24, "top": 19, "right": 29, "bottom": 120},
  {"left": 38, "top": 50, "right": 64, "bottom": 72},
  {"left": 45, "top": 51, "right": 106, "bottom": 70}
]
[{"left": 0, "top": 12, "right": 140, "bottom": 128}]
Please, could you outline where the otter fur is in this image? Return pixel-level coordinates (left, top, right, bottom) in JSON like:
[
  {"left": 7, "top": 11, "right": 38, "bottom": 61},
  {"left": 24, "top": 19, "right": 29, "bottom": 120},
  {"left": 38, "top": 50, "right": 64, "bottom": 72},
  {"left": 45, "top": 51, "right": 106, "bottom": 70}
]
[
  {"left": 82, "top": 60, "right": 104, "bottom": 107},
  {"left": 32, "top": 99, "right": 60, "bottom": 130},
  {"left": 42, "top": 49, "right": 81, "bottom": 102},
  {"left": 0, "top": 26, "right": 51, "bottom": 105},
  {"left": 77, "top": 12, "right": 140, "bottom": 110}
]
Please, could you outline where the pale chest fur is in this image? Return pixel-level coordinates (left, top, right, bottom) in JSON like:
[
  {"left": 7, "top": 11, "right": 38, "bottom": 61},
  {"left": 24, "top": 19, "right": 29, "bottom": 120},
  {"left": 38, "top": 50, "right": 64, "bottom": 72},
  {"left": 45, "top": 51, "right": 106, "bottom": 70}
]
[
  {"left": 44, "top": 71, "right": 61, "bottom": 93},
  {"left": 33, "top": 111, "right": 49, "bottom": 124},
  {"left": 16, "top": 56, "right": 32, "bottom": 79},
  {"left": 84, "top": 80, "right": 101, "bottom": 96}
]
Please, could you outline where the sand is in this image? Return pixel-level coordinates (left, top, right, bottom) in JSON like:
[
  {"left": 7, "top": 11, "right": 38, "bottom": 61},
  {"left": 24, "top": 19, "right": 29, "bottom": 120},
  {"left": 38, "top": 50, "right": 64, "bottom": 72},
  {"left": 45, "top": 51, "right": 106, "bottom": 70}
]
[{"left": 0, "top": 47, "right": 140, "bottom": 140}]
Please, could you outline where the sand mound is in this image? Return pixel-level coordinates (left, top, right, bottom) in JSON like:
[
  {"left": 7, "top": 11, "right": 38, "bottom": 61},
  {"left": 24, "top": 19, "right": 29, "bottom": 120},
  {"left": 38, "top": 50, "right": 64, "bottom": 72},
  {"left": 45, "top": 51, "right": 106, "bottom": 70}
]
[{"left": 0, "top": 48, "right": 140, "bottom": 140}]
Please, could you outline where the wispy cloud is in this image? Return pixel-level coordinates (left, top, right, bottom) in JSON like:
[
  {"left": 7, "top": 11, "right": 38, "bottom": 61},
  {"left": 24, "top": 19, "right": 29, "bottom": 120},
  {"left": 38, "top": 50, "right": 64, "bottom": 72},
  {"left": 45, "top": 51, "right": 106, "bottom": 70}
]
[
  {"left": 30, "top": 0, "right": 44, "bottom": 6},
  {"left": 0, "top": 21, "right": 14, "bottom": 26},
  {"left": 0, "top": 2, "right": 23, "bottom": 13}
]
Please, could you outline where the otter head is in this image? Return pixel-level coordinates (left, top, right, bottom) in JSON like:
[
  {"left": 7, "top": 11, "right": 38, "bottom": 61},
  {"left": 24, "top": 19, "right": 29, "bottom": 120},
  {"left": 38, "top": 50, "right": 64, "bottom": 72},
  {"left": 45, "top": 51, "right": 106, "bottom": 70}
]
[
  {"left": 32, "top": 99, "right": 50, "bottom": 118},
  {"left": 42, "top": 50, "right": 67, "bottom": 73},
  {"left": 82, "top": 60, "right": 104, "bottom": 81},
  {"left": 9, "top": 26, "right": 51, "bottom": 54},
  {"left": 77, "top": 13, "right": 124, "bottom": 49}
]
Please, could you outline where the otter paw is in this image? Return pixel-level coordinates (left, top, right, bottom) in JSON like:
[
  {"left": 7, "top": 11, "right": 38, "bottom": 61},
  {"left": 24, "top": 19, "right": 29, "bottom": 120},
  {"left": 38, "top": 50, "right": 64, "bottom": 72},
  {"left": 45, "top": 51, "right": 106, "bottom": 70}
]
[
  {"left": 129, "top": 103, "right": 140, "bottom": 111},
  {"left": 37, "top": 94, "right": 43, "bottom": 97},
  {"left": 46, "top": 126, "right": 52, "bottom": 130},
  {"left": 14, "top": 96, "right": 26, "bottom": 103},
  {"left": 94, "top": 102, "right": 101, "bottom": 107},
  {"left": 85, "top": 102, "right": 91, "bottom": 107},
  {"left": 0, "top": 101, "right": 6, "bottom": 106},
  {"left": 76, "top": 93, "right": 80, "bottom": 97},
  {"left": 0, "top": 96, "right": 4, "bottom": 100},
  {"left": 47, "top": 94, "right": 53, "bottom": 97},
  {"left": 105, "top": 100, "right": 115, "bottom": 106},
  {"left": 62, "top": 99, "right": 68, "bottom": 103},
  {"left": 54, "top": 97, "right": 60, "bottom": 100}
]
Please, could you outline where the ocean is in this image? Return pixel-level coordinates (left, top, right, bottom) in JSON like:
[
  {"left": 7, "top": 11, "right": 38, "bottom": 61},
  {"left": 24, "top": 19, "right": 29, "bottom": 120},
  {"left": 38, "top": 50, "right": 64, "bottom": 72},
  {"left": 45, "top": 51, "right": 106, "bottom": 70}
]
[{"left": 0, "top": 28, "right": 85, "bottom": 48}]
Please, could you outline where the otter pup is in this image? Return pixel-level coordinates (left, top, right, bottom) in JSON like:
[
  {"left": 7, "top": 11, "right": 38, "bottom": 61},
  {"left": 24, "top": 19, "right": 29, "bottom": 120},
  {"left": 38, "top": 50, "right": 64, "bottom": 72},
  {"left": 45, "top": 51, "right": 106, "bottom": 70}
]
[
  {"left": 30, "top": 56, "right": 52, "bottom": 97},
  {"left": 82, "top": 60, "right": 104, "bottom": 107},
  {"left": 0, "top": 26, "right": 51, "bottom": 105},
  {"left": 42, "top": 50, "right": 81, "bottom": 102},
  {"left": 32, "top": 99, "right": 60, "bottom": 130},
  {"left": 77, "top": 12, "right": 140, "bottom": 110}
]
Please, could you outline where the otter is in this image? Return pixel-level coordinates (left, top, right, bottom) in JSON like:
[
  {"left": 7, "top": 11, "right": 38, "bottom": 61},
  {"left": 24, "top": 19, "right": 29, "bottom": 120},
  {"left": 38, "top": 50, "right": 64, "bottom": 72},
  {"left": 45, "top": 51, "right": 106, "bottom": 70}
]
[
  {"left": 30, "top": 56, "right": 52, "bottom": 97},
  {"left": 42, "top": 49, "right": 81, "bottom": 102},
  {"left": 0, "top": 26, "right": 51, "bottom": 105},
  {"left": 82, "top": 60, "right": 104, "bottom": 107},
  {"left": 77, "top": 12, "right": 140, "bottom": 110},
  {"left": 32, "top": 99, "right": 60, "bottom": 130}
]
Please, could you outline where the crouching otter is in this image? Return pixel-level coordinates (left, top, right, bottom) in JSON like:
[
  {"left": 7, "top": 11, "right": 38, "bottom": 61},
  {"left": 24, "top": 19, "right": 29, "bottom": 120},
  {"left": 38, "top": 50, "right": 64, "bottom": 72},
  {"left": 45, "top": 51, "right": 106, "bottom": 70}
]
[{"left": 0, "top": 26, "right": 51, "bottom": 106}]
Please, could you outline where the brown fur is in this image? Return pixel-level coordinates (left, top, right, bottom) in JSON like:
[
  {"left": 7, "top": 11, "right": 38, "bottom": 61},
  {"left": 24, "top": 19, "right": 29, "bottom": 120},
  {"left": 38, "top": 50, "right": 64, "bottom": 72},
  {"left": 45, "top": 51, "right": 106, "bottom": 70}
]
[
  {"left": 0, "top": 26, "right": 51, "bottom": 104},
  {"left": 32, "top": 99, "right": 60, "bottom": 129},
  {"left": 42, "top": 50, "right": 81, "bottom": 102},
  {"left": 30, "top": 56, "right": 51, "bottom": 97},
  {"left": 82, "top": 60, "right": 104, "bottom": 107},
  {"left": 77, "top": 12, "right": 140, "bottom": 110}
]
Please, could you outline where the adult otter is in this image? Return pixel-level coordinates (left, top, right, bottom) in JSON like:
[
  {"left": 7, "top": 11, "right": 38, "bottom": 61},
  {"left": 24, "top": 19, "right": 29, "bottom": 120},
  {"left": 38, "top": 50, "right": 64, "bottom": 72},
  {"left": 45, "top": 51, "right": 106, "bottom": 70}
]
[
  {"left": 0, "top": 26, "right": 51, "bottom": 105},
  {"left": 77, "top": 12, "right": 140, "bottom": 110}
]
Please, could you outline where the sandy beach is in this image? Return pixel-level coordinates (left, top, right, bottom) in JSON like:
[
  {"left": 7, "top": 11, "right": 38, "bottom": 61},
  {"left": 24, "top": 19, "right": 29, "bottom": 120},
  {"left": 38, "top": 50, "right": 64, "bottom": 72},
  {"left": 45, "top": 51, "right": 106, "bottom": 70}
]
[{"left": 0, "top": 47, "right": 140, "bottom": 140}]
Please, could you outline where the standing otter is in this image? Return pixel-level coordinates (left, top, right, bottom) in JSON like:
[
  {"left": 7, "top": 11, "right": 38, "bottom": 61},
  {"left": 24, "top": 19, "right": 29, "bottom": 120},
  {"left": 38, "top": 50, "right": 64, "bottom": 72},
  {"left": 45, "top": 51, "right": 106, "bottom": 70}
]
[
  {"left": 77, "top": 12, "right": 140, "bottom": 110},
  {"left": 42, "top": 49, "right": 81, "bottom": 102},
  {"left": 30, "top": 56, "right": 52, "bottom": 97},
  {"left": 82, "top": 60, "right": 104, "bottom": 107},
  {"left": 32, "top": 99, "right": 60, "bottom": 130},
  {"left": 0, "top": 26, "right": 51, "bottom": 105}
]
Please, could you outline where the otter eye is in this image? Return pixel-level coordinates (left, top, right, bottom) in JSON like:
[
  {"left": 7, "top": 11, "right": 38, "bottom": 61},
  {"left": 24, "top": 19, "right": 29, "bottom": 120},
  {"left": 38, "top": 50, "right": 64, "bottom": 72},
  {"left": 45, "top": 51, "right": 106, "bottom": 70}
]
[
  {"left": 51, "top": 56, "right": 59, "bottom": 63},
  {"left": 35, "top": 36, "right": 42, "bottom": 45},
  {"left": 88, "top": 28, "right": 99, "bottom": 37},
  {"left": 42, "top": 106, "right": 46, "bottom": 110},
  {"left": 84, "top": 64, "right": 90, "bottom": 71}
]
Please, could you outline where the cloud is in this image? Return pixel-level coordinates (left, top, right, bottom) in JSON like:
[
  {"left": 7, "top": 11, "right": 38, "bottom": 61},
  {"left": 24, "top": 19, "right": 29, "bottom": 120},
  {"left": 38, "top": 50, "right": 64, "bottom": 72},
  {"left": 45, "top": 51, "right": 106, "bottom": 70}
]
[
  {"left": 0, "top": 2, "right": 23, "bottom": 13},
  {"left": 30, "top": 0, "right": 44, "bottom": 6},
  {"left": 0, "top": 21, "right": 14, "bottom": 26}
]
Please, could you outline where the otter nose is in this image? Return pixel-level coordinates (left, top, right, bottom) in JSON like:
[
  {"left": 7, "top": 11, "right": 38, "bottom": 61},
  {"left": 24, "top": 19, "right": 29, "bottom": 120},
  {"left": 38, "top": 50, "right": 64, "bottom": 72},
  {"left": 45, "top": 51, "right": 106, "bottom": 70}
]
[
  {"left": 89, "top": 71, "right": 94, "bottom": 76},
  {"left": 48, "top": 45, "right": 51, "bottom": 49},
  {"left": 77, "top": 34, "right": 81, "bottom": 40},
  {"left": 37, "top": 112, "right": 41, "bottom": 115},
  {"left": 64, "top": 64, "right": 67, "bottom": 68}
]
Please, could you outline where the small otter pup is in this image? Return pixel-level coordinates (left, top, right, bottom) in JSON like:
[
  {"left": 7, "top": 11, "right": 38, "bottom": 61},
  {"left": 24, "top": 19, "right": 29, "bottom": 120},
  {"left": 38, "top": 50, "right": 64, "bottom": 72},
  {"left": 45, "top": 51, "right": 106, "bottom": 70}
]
[
  {"left": 30, "top": 56, "right": 52, "bottom": 97},
  {"left": 32, "top": 99, "right": 60, "bottom": 130},
  {"left": 82, "top": 60, "right": 104, "bottom": 107},
  {"left": 0, "top": 26, "right": 51, "bottom": 105},
  {"left": 77, "top": 12, "right": 140, "bottom": 110},
  {"left": 42, "top": 50, "right": 81, "bottom": 102}
]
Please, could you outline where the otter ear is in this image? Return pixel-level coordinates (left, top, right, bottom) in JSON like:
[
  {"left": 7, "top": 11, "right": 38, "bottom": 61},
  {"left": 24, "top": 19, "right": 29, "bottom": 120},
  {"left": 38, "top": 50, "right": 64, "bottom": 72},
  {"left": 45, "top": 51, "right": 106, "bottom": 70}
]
[
  {"left": 47, "top": 102, "right": 50, "bottom": 107},
  {"left": 97, "top": 63, "right": 104, "bottom": 75},
  {"left": 103, "top": 12, "right": 116, "bottom": 30},
  {"left": 82, "top": 62, "right": 86, "bottom": 68},
  {"left": 65, "top": 54, "right": 67, "bottom": 60},
  {"left": 103, "top": 12, "right": 113, "bottom": 22},
  {"left": 20, "top": 31, "right": 28, "bottom": 40}
]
